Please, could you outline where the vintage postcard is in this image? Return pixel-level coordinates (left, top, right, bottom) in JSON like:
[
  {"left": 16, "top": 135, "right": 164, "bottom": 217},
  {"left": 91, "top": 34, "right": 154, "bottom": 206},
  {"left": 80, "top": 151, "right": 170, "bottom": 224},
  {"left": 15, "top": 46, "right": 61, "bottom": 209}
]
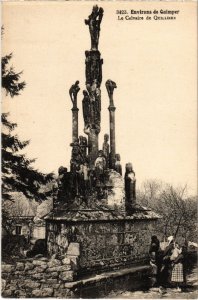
[{"left": 1, "top": 0, "right": 197, "bottom": 298}]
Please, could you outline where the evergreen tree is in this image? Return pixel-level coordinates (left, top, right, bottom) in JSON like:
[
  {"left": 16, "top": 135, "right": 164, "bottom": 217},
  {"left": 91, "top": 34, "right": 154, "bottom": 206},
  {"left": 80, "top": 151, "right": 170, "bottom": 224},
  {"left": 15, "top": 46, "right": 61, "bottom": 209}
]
[{"left": 2, "top": 45, "right": 53, "bottom": 203}]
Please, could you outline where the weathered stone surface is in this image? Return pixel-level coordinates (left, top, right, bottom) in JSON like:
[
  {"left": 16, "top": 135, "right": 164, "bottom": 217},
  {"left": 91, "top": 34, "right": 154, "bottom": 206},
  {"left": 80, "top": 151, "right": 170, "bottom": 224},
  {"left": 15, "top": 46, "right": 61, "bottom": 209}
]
[
  {"left": 45, "top": 271, "right": 59, "bottom": 278},
  {"left": 32, "top": 288, "right": 53, "bottom": 298},
  {"left": 54, "top": 288, "right": 71, "bottom": 298},
  {"left": 2, "top": 289, "right": 13, "bottom": 297},
  {"left": 24, "top": 280, "right": 41, "bottom": 289},
  {"left": 32, "top": 259, "right": 48, "bottom": 266},
  {"left": 15, "top": 290, "right": 27, "bottom": 298},
  {"left": 5, "top": 283, "right": 17, "bottom": 291},
  {"left": 51, "top": 283, "right": 61, "bottom": 289},
  {"left": 2, "top": 278, "right": 6, "bottom": 291},
  {"left": 48, "top": 258, "right": 62, "bottom": 268},
  {"left": 107, "top": 170, "right": 125, "bottom": 208},
  {"left": 47, "top": 217, "right": 159, "bottom": 274},
  {"left": 59, "top": 270, "right": 74, "bottom": 282},
  {"left": 32, "top": 273, "right": 45, "bottom": 280},
  {"left": 34, "top": 265, "right": 47, "bottom": 273},
  {"left": 16, "top": 262, "right": 25, "bottom": 271},
  {"left": 67, "top": 242, "right": 80, "bottom": 256},
  {"left": 45, "top": 278, "right": 58, "bottom": 284},
  {"left": 1, "top": 264, "right": 14, "bottom": 273},
  {"left": 24, "top": 262, "right": 35, "bottom": 271},
  {"left": 62, "top": 257, "right": 71, "bottom": 265},
  {"left": 70, "top": 256, "right": 79, "bottom": 271},
  {"left": 47, "top": 265, "right": 71, "bottom": 273},
  {"left": 38, "top": 257, "right": 48, "bottom": 262}
]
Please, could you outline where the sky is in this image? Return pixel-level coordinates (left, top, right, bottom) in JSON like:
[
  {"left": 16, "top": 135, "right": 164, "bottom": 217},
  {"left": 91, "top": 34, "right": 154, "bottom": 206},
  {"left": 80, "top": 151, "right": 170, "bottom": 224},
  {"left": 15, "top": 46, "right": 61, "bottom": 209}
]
[{"left": 2, "top": 1, "right": 197, "bottom": 195}]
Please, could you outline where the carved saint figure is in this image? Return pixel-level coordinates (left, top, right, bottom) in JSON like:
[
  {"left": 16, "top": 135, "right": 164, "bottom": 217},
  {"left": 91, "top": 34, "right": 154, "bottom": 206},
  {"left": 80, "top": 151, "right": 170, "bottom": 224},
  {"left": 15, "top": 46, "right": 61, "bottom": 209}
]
[
  {"left": 125, "top": 163, "right": 136, "bottom": 205},
  {"left": 69, "top": 81, "right": 80, "bottom": 108},
  {"left": 105, "top": 79, "right": 117, "bottom": 106},
  {"left": 57, "top": 167, "right": 71, "bottom": 201},
  {"left": 79, "top": 135, "right": 88, "bottom": 160},
  {"left": 70, "top": 139, "right": 85, "bottom": 196},
  {"left": 94, "top": 150, "right": 106, "bottom": 184},
  {"left": 115, "top": 153, "right": 122, "bottom": 175},
  {"left": 85, "top": 5, "right": 104, "bottom": 50},
  {"left": 82, "top": 90, "right": 91, "bottom": 126},
  {"left": 102, "top": 134, "right": 110, "bottom": 166},
  {"left": 79, "top": 161, "right": 90, "bottom": 198}
]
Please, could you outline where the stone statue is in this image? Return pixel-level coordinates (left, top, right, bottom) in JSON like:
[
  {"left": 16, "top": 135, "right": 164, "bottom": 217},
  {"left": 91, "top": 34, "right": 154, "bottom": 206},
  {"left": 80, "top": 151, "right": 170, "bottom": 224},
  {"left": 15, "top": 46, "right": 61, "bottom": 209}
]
[
  {"left": 70, "top": 140, "right": 83, "bottom": 174},
  {"left": 85, "top": 51, "right": 103, "bottom": 87},
  {"left": 85, "top": 5, "right": 104, "bottom": 51},
  {"left": 94, "top": 87, "right": 101, "bottom": 124},
  {"left": 105, "top": 79, "right": 117, "bottom": 106},
  {"left": 125, "top": 163, "right": 136, "bottom": 207},
  {"left": 82, "top": 90, "right": 91, "bottom": 126},
  {"left": 102, "top": 134, "right": 110, "bottom": 166},
  {"left": 57, "top": 167, "right": 72, "bottom": 201},
  {"left": 80, "top": 161, "right": 90, "bottom": 198},
  {"left": 79, "top": 135, "right": 88, "bottom": 159},
  {"left": 69, "top": 81, "right": 80, "bottom": 108},
  {"left": 94, "top": 150, "right": 106, "bottom": 184},
  {"left": 115, "top": 153, "right": 122, "bottom": 175}
]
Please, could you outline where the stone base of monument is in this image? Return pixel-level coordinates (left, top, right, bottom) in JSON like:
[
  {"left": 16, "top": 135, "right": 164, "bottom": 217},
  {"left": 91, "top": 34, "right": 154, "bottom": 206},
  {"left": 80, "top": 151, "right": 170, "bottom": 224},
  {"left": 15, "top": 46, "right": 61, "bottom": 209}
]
[
  {"left": 45, "top": 168, "right": 161, "bottom": 297},
  {"left": 45, "top": 208, "right": 160, "bottom": 276},
  {"left": 64, "top": 264, "right": 151, "bottom": 298}
]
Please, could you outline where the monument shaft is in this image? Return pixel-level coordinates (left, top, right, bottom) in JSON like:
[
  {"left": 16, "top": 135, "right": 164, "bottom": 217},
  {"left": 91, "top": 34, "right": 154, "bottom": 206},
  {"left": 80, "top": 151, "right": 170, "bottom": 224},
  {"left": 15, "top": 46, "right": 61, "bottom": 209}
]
[
  {"left": 72, "top": 107, "right": 79, "bottom": 142},
  {"left": 108, "top": 105, "right": 116, "bottom": 167},
  {"left": 83, "top": 6, "right": 104, "bottom": 166}
]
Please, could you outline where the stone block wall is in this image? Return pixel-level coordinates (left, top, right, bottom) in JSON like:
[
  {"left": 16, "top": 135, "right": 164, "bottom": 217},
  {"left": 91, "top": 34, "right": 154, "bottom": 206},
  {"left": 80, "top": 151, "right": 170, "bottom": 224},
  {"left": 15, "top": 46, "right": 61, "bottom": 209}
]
[
  {"left": 1, "top": 256, "right": 76, "bottom": 298},
  {"left": 46, "top": 218, "right": 159, "bottom": 276}
]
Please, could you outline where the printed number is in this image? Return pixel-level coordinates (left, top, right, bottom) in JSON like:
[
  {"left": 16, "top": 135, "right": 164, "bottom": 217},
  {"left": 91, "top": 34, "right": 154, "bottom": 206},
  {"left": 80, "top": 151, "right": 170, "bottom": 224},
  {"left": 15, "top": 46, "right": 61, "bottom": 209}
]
[{"left": 116, "top": 10, "right": 128, "bottom": 14}]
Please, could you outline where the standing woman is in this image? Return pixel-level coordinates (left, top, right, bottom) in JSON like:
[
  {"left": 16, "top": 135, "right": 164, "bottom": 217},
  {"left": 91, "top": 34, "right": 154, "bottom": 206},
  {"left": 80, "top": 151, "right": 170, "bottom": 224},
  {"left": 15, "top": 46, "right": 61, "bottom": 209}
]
[
  {"left": 170, "top": 245, "right": 184, "bottom": 291},
  {"left": 160, "top": 236, "right": 175, "bottom": 287}
]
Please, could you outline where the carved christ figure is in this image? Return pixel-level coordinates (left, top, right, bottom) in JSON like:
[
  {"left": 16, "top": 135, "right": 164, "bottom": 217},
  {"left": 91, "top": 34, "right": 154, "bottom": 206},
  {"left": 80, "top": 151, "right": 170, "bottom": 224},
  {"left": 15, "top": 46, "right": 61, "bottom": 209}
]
[
  {"left": 85, "top": 5, "right": 104, "bottom": 50},
  {"left": 69, "top": 81, "right": 80, "bottom": 108}
]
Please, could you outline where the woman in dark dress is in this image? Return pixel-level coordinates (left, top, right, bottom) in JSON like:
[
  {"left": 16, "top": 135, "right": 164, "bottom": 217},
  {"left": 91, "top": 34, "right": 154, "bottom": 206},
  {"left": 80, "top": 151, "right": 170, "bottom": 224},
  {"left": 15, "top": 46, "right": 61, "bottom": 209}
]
[{"left": 159, "top": 236, "right": 175, "bottom": 287}]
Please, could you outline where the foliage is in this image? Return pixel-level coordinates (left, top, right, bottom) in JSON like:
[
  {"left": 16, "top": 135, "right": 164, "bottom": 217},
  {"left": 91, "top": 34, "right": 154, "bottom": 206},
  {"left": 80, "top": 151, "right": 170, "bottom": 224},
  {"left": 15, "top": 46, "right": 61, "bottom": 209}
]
[
  {"left": 2, "top": 113, "right": 53, "bottom": 202},
  {"left": 2, "top": 53, "right": 26, "bottom": 97},
  {"left": 137, "top": 180, "right": 197, "bottom": 242},
  {"left": 2, "top": 38, "right": 54, "bottom": 210}
]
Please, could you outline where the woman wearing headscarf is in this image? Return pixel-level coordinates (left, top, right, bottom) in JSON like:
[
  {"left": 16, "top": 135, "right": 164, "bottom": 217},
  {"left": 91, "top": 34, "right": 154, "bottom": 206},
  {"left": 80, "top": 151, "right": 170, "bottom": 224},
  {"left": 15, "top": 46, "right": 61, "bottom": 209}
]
[
  {"left": 159, "top": 236, "right": 175, "bottom": 287},
  {"left": 170, "top": 243, "right": 184, "bottom": 291}
]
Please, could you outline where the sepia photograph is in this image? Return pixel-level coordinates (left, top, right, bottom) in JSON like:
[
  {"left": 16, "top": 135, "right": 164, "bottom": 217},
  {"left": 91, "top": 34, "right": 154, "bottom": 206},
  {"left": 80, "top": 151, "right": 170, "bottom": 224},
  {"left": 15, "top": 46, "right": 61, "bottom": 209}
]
[{"left": 1, "top": 0, "right": 197, "bottom": 298}]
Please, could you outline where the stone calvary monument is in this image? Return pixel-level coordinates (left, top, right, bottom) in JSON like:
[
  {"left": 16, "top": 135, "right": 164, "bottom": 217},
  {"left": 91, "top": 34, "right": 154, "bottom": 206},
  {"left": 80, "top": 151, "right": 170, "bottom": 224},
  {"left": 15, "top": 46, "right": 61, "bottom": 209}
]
[{"left": 45, "top": 5, "right": 160, "bottom": 297}]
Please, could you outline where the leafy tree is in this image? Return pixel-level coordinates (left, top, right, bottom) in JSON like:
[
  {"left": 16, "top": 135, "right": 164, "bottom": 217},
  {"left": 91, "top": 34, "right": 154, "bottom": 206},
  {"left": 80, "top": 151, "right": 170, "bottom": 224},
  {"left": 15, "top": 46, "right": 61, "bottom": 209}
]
[{"left": 137, "top": 180, "right": 197, "bottom": 243}]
